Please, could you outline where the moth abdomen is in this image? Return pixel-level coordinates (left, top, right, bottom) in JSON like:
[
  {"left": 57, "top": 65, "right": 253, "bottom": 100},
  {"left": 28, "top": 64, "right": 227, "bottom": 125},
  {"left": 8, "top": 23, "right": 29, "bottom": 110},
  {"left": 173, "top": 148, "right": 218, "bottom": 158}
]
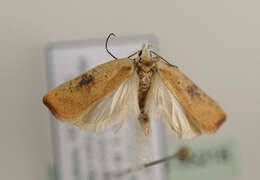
[{"left": 138, "top": 112, "right": 151, "bottom": 136}]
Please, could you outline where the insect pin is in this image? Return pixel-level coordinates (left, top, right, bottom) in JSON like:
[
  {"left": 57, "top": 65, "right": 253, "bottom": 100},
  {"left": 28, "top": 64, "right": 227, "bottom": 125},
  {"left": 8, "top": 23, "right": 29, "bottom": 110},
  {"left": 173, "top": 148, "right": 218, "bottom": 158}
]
[{"left": 43, "top": 34, "right": 226, "bottom": 139}]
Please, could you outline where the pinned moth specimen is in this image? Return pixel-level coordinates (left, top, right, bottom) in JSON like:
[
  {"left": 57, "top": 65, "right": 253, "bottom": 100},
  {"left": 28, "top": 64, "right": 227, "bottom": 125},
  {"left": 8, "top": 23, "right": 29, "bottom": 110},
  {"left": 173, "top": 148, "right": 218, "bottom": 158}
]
[{"left": 43, "top": 34, "right": 226, "bottom": 139}]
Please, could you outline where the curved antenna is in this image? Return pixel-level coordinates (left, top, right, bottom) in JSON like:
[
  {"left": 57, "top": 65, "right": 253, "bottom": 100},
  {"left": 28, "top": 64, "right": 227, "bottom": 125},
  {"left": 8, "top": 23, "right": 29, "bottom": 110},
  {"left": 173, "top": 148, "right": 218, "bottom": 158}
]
[
  {"left": 105, "top": 33, "right": 118, "bottom": 59},
  {"left": 127, "top": 50, "right": 141, "bottom": 59},
  {"left": 151, "top": 51, "right": 178, "bottom": 68}
]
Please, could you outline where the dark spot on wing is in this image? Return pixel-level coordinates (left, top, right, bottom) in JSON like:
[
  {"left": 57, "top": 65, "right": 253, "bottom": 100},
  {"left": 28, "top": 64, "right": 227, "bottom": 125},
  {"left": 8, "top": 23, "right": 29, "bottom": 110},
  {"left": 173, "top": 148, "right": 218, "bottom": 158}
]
[
  {"left": 78, "top": 74, "right": 93, "bottom": 87},
  {"left": 122, "top": 66, "right": 132, "bottom": 71},
  {"left": 187, "top": 85, "right": 201, "bottom": 98}
]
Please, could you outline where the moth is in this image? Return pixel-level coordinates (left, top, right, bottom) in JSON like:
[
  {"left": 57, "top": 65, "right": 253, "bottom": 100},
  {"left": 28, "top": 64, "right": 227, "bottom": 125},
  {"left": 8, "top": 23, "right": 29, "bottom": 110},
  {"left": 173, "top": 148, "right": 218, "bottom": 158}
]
[{"left": 43, "top": 35, "right": 226, "bottom": 139}]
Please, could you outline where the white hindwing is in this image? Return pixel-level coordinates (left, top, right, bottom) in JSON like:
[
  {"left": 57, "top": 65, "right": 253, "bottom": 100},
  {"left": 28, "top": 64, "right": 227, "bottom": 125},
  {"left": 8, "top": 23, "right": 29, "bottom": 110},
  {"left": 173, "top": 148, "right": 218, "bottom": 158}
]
[
  {"left": 74, "top": 71, "right": 140, "bottom": 131},
  {"left": 146, "top": 73, "right": 201, "bottom": 139}
]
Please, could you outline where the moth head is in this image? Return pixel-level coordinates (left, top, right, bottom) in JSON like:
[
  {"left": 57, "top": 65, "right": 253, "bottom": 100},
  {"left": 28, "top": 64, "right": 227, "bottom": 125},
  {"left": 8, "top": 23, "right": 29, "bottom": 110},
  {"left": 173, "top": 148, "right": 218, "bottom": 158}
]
[
  {"left": 138, "top": 43, "right": 155, "bottom": 72},
  {"left": 138, "top": 43, "right": 152, "bottom": 59}
]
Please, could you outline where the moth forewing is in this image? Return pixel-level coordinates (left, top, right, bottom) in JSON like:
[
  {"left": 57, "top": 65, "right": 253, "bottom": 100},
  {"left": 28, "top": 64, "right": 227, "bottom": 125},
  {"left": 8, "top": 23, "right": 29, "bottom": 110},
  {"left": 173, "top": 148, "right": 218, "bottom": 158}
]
[
  {"left": 43, "top": 58, "right": 135, "bottom": 124},
  {"left": 156, "top": 60, "right": 226, "bottom": 134}
]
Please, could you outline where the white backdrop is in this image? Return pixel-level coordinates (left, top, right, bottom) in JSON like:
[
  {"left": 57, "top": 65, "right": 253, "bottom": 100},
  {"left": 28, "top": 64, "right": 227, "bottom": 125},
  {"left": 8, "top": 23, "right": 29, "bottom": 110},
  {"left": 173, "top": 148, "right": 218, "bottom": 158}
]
[{"left": 0, "top": 1, "right": 259, "bottom": 180}]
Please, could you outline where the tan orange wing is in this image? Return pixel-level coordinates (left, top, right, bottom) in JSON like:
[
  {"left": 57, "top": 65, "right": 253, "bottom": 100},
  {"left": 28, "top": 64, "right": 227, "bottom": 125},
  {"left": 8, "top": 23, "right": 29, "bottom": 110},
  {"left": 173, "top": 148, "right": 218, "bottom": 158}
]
[
  {"left": 43, "top": 58, "right": 134, "bottom": 122},
  {"left": 156, "top": 60, "right": 226, "bottom": 134}
]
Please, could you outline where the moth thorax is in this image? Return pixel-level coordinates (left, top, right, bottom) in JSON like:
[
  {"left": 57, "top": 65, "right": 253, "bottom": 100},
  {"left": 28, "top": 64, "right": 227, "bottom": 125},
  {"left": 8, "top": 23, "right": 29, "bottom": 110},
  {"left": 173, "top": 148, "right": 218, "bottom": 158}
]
[{"left": 139, "top": 59, "right": 155, "bottom": 72}]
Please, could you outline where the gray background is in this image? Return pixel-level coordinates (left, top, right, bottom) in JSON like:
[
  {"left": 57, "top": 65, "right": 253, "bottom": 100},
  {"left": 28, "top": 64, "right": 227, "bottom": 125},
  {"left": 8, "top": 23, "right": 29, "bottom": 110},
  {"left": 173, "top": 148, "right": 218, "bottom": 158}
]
[{"left": 0, "top": 1, "right": 259, "bottom": 180}]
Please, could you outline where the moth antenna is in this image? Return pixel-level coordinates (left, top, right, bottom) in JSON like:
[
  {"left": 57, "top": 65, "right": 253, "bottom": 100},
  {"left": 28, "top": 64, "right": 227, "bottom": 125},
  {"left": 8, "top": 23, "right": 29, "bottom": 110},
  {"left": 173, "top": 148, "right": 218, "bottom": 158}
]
[
  {"left": 151, "top": 51, "right": 178, "bottom": 68},
  {"left": 127, "top": 50, "right": 141, "bottom": 59},
  {"left": 105, "top": 33, "right": 118, "bottom": 59}
]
